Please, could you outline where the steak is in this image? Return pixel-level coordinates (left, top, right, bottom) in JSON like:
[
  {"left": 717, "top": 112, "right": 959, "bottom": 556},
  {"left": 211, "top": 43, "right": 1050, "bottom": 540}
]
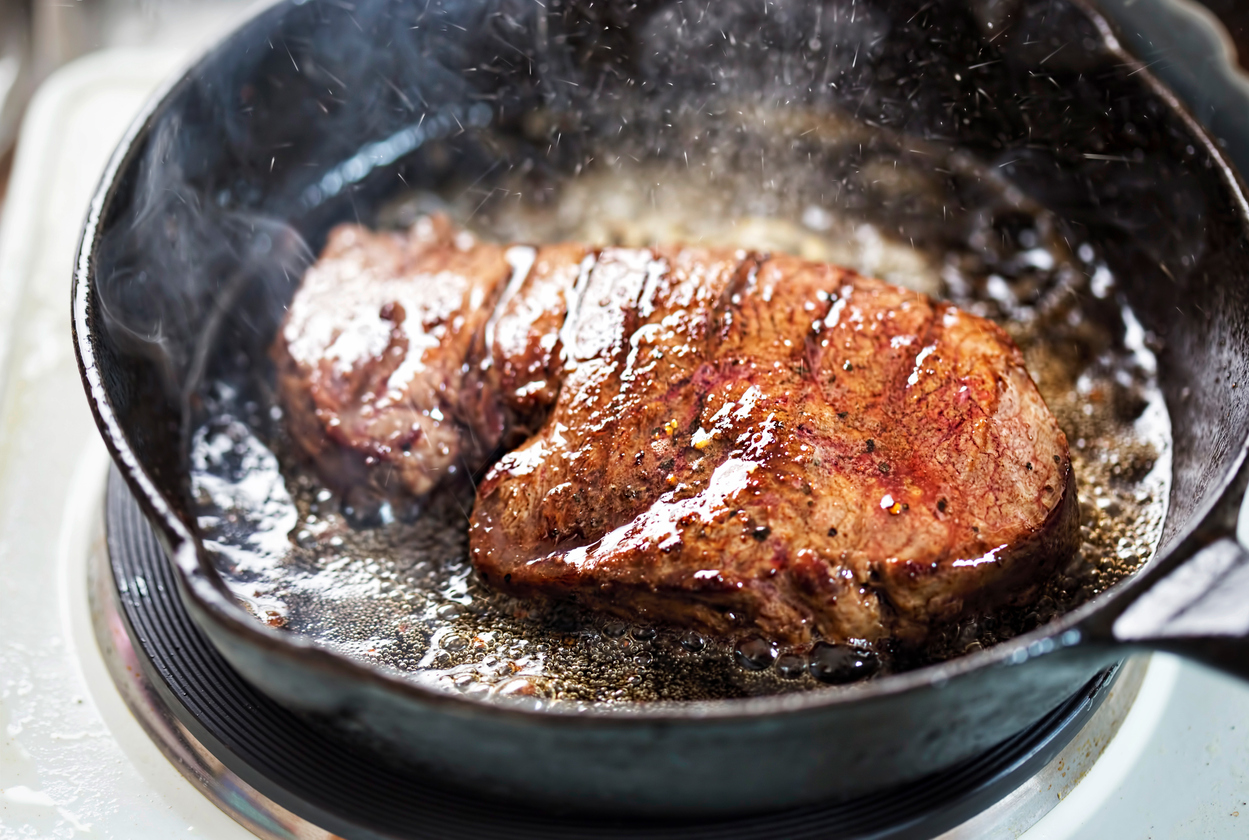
[
  {"left": 273, "top": 215, "right": 530, "bottom": 499},
  {"left": 275, "top": 216, "right": 1078, "bottom": 647}
]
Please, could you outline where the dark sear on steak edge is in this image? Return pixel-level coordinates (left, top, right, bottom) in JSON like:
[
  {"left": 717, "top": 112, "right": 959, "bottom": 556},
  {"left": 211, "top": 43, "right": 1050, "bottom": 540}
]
[{"left": 274, "top": 214, "right": 1077, "bottom": 648}]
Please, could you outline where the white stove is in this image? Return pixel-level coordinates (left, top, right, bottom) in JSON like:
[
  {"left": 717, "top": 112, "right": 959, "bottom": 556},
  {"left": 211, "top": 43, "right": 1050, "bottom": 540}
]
[{"left": 3, "top": 25, "right": 1249, "bottom": 840}]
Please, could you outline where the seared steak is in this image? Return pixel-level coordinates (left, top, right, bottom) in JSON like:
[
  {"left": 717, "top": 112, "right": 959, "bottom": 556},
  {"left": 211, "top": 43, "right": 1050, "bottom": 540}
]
[
  {"left": 276, "top": 216, "right": 1077, "bottom": 647},
  {"left": 273, "top": 215, "right": 527, "bottom": 498}
]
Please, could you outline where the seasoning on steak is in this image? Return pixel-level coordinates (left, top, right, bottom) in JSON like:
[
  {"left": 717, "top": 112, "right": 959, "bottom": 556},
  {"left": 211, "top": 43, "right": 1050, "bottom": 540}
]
[{"left": 275, "top": 215, "right": 1078, "bottom": 647}]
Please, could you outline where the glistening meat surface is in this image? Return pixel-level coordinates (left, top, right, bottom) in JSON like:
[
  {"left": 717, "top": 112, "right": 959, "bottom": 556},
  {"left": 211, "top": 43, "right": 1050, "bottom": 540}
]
[
  {"left": 273, "top": 215, "right": 530, "bottom": 499},
  {"left": 274, "top": 216, "right": 1078, "bottom": 647}
]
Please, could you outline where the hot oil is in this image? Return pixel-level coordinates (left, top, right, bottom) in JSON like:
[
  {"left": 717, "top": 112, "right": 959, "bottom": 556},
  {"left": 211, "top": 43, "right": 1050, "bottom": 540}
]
[
  {"left": 194, "top": 417, "right": 829, "bottom": 703},
  {"left": 191, "top": 146, "right": 1170, "bottom": 705},
  {"left": 914, "top": 216, "right": 1170, "bottom": 664}
]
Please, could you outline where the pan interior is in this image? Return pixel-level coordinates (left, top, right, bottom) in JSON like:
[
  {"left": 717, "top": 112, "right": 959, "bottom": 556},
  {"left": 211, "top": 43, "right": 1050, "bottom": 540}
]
[{"left": 88, "top": 0, "right": 1249, "bottom": 708}]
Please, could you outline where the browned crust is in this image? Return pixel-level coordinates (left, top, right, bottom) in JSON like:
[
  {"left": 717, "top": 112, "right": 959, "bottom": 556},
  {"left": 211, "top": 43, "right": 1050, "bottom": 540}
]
[
  {"left": 468, "top": 252, "right": 1078, "bottom": 647},
  {"left": 470, "top": 465, "right": 1078, "bottom": 646},
  {"left": 275, "top": 220, "right": 1079, "bottom": 648}
]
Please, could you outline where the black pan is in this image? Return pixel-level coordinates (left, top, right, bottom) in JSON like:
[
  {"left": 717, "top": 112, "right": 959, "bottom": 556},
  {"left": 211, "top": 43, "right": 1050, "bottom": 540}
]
[{"left": 73, "top": 0, "right": 1249, "bottom": 816}]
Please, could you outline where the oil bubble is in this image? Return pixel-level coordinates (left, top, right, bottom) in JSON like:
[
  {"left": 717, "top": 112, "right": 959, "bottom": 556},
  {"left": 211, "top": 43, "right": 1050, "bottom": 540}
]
[
  {"left": 603, "top": 621, "right": 628, "bottom": 638},
  {"left": 809, "top": 642, "right": 878, "bottom": 684},
  {"left": 734, "top": 636, "right": 777, "bottom": 671},
  {"left": 776, "top": 653, "right": 806, "bottom": 679},
  {"left": 632, "top": 626, "right": 657, "bottom": 641},
  {"left": 680, "top": 631, "right": 707, "bottom": 652},
  {"left": 441, "top": 634, "right": 469, "bottom": 651}
]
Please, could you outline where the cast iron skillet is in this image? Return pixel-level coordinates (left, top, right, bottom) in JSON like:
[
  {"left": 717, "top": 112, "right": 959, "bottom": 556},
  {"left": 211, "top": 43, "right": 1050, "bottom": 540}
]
[{"left": 73, "top": 0, "right": 1249, "bottom": 817}]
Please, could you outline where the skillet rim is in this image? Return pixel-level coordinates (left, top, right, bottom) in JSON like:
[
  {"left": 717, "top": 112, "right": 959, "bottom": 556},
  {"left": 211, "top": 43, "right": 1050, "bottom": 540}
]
[{"left": 71, "top": 0, "right": 1249, "bottom": 725}]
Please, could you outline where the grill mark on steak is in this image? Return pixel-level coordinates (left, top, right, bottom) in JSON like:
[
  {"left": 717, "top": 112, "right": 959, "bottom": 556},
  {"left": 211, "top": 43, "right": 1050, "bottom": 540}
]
[
  {"left": 274, "top": 215, "right": 1078, "bottom": 647},
  {"left": 489, "top": 243, "right": 590, "bottom": 433}
]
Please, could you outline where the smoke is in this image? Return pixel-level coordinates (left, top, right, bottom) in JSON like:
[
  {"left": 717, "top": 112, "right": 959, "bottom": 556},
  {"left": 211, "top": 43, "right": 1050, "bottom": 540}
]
[{"left": 95, "top": 112, "right": 313, "bottom": 453}]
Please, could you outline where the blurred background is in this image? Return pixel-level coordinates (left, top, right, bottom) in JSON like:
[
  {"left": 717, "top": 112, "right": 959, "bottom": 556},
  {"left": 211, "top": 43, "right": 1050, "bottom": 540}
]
[
  {"left": 0, "top": 0, "right": 256, "bottom": 196},
  {"left": 1202, "top": 0, "right": 1249, "bottom": 58}
]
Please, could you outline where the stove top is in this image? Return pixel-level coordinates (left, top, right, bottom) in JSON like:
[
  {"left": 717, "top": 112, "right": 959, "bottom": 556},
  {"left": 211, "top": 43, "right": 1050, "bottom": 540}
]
[{"left": 4, "top": 22, "right": 1249, "bottom": 840}]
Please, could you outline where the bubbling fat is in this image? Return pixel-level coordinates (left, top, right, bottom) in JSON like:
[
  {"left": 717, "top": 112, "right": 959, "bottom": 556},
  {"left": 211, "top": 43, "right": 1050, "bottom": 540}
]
[{"left": 190, "top": 160, "right": 1170, "bottom": 706}]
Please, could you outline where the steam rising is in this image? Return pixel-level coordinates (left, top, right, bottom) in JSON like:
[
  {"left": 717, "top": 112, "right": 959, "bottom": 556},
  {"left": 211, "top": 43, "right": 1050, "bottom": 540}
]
[{"left": 95, "top": 114, "right": 312, "bottom": 453}]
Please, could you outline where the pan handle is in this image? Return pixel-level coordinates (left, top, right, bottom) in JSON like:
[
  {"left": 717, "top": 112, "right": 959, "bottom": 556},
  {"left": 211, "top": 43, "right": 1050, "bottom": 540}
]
[
  {"left": 1076, "top": 535, "right": 1249, "bottom": 682},
  {"left": 1075, "top": 457, "right": 1249, "bottom": 681}
]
